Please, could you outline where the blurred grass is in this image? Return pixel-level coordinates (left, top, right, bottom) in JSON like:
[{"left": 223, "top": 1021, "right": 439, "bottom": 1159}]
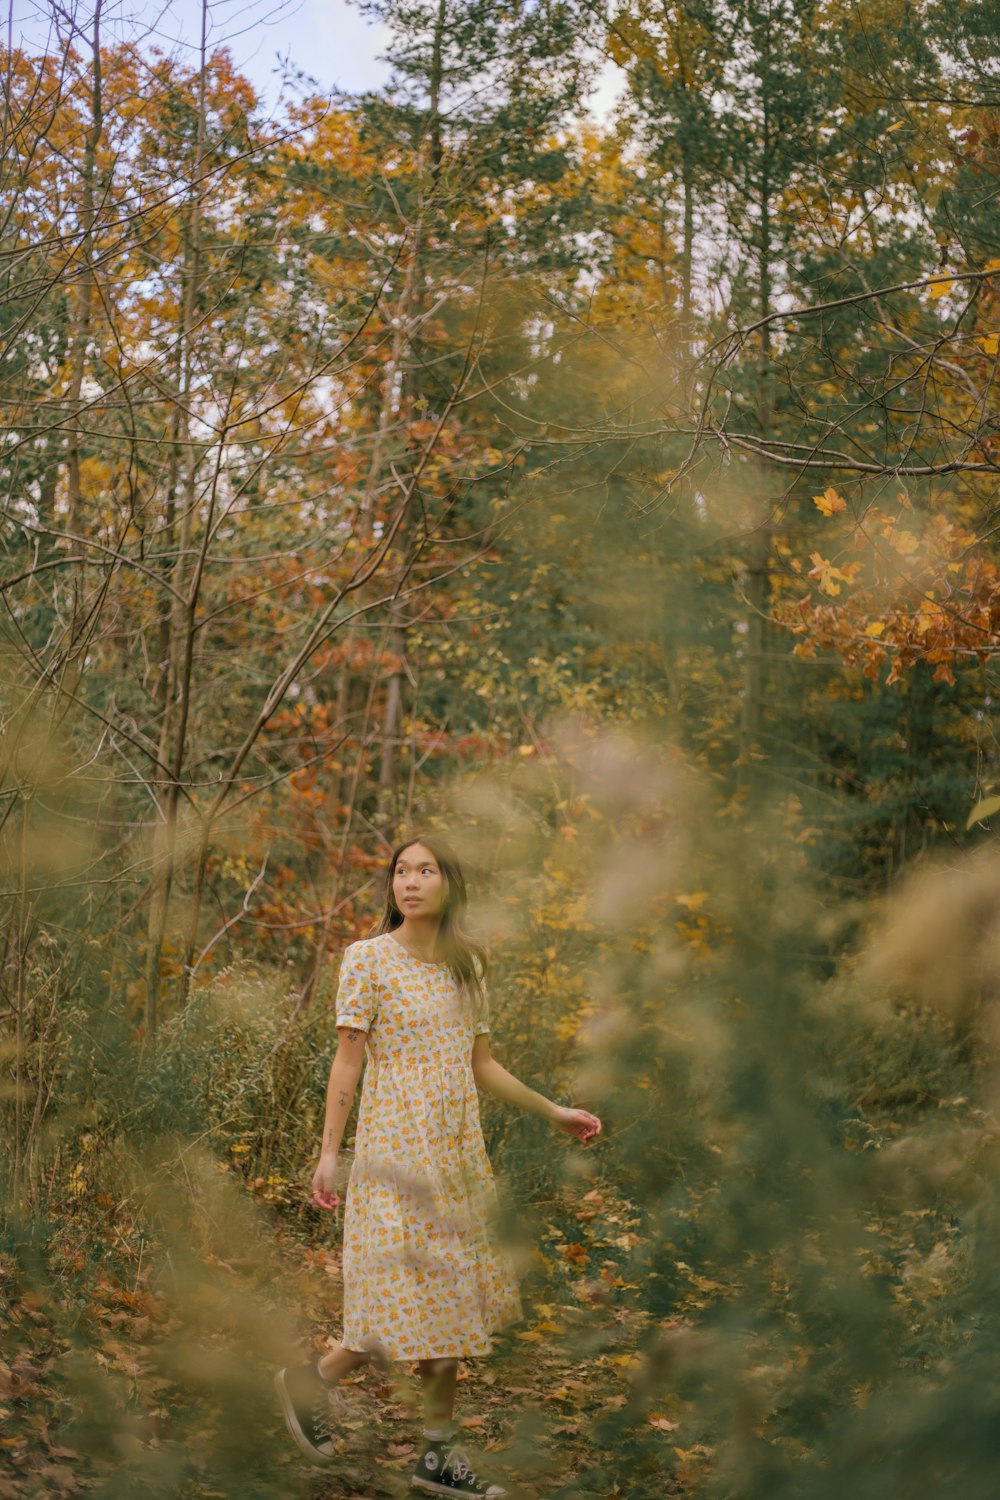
[{"left": 3, "top": 724, "right": 999, "bottom": 1497}]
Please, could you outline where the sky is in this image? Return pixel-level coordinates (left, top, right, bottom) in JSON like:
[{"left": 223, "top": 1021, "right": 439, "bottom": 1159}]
[{"left": 13, "top": 0, "right": 624, "bottom": 117}]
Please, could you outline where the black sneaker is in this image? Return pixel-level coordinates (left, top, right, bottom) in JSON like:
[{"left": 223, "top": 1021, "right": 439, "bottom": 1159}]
[
  {"left": 274, "top": 1361, "right": 347, "bottom": 1465},
  {"left": 410, "top": 1435, "right": 507, "bottom": 1497}
]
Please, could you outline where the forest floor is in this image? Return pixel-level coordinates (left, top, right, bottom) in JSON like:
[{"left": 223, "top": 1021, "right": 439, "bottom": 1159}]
[{"left": 1, "top": 1178, "right": 683, "bottom": 1499}]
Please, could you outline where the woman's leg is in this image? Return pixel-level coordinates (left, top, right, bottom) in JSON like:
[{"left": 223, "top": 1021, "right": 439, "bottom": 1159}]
[
  {"left": 417, "top": 1356, "right": 458, "bottom": 1431},
  {"left": 318, "top": 1345, "right": 370, "bottom": 1383}
]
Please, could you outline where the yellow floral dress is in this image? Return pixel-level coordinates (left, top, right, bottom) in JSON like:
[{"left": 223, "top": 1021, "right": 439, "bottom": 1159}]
[{"left": 333, "top": 932, "right": 523, "bottom": 1361}]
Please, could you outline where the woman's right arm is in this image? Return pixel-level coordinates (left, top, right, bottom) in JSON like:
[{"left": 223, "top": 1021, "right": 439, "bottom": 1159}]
[{"left": 312, "top": 1025, "right": 369, "bottom": 1205}]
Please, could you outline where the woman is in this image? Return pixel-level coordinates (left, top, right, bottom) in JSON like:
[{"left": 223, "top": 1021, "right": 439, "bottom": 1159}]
[{"left": 275, "top": 834, "right": 602, "bottom": 1497}]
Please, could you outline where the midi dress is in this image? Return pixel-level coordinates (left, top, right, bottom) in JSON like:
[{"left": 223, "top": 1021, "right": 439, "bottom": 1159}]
[{"left": 332, "top": 932, "right": 523, "bottom": 1361}]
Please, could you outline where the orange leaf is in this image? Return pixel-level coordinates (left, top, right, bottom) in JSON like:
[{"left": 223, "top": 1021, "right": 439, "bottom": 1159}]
[
  {"left": 813, "top": 486, "right": 847, "bottom": 516},
  {"left": 890, "top": 530, "right": 920, "bottom": 556}
]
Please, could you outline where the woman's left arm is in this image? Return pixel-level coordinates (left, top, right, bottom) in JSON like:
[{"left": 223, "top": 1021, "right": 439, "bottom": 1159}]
[{"left": 472, "top": 1037, "right": 602, "bottom": 1142}]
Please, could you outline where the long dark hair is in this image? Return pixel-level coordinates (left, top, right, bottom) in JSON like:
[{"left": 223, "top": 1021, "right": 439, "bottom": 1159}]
[{"left": 374, "top": 834, "right": 488, "bottom": 1025}]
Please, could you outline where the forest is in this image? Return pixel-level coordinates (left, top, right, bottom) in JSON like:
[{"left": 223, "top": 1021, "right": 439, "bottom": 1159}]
[{"left": 2, "top": 0, "right": 1000, "bottom": 1494}]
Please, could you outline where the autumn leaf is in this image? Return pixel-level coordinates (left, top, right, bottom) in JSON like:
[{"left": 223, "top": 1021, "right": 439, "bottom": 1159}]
[
  {"left": 966, "top": 794, "right": 1000, "bottom": 830},
  {"left": 929, "top": 275, "right": 955, "bottom": 298},
  {"left": 813, "top": 487, "right": 847, "bottom": 516},
  {"left": 977, "top": 333, "right": 999, "bottom": 356},
  {"left": 808, "top": 553, "right": 853, "bottom": 597},
  {"left": 889, "top": 530, "right": 920, "bottom": 557}
]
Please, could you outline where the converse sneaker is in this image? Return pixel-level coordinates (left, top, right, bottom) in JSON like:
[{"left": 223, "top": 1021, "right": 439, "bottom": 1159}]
[
  {"left": 411, "top": 1434, "right": 507, "bottom": 1497},
  {"left": 274, "top": 1361, "right": 348, "bottom": 1465}
]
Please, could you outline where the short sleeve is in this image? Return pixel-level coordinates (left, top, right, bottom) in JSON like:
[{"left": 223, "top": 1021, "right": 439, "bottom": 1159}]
[
  {"left": 335, "top": 941, "right": 378, "bottom": 1032},
  {"left": 472, "top": 957, "right": 490, "bottom": 1036}
]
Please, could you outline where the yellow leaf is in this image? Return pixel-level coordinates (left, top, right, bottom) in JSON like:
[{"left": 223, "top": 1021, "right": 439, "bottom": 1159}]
[
  {"left": 929, "top": 276, "right": 955, "bottom": 299},
  {"left": 865, "top": 621, "right": 886, "bottom": 637},
  {"left": 985, "top": 258, "right": 1000, "bottom": 273},
  {"left": 675, "top": 891, "right": 708, "bottom": 911},
  {"left": 808, "top": 551, "right": 852, "bottom": 596},
  {"left": 890, "top": 530, "right": 920, "bottom": 556},
  {"left": 977, "top": 333, "right": 999, "bottom": 355},
  {"left": 886, "top": 120, "right": 906, "bottom": 133},
  {"left": 966, "top": 794, "right": 1000, "bottom": 830},
  {"left": 813, "top": 486, "right": 847, "bottom": 516}
]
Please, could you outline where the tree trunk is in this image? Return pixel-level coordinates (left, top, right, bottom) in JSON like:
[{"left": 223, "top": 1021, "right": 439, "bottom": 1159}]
[
  {"left": 64, "top": 0, "right": 103, "bottom": 539},
  {"left": 374, "top": 0, "right": 447, "bottom": 830},
  {"left": 681, "top": 147, "right": 695, "bottom": 385},
  {"left": 143, "top": 10, "right": 208, "bottom": 1035},
  {"left": 737, "top": 130, "right": 773, "bottom": 793}
]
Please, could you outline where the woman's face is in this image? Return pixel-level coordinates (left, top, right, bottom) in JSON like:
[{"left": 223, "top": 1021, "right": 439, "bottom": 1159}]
[{"left": 393, "top": 843, "right": 447, "bottom": 920}]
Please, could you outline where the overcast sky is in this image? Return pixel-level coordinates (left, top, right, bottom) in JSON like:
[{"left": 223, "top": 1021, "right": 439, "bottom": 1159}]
[{"left": 13, "top": 0, "right": 623, "bottom": 116}]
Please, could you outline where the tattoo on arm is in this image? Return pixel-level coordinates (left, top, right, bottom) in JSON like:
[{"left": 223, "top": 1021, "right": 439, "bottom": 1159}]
[
  {"left": 347, "top": 1028, "right": 359, "bottom": 1041},
  {"left": 324, "top": 1127, "right": 336, "bottom": 1147},
  {"left": 338, "top": 1090, "right": 349, "bottom": 1108}
]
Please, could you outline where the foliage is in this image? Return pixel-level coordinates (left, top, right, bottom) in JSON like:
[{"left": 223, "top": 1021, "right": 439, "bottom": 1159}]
[{"left": 4, "top": 0, "right": 1000, "bottom": 1496}]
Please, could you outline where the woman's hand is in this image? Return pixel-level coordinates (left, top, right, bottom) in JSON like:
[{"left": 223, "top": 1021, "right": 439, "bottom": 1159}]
[
  {"left": 311, "top": 1150, "right": 340, "bottom": 1210},
  {"left": 551, "top": 1105, "right": 602, "bottom": 1143}
]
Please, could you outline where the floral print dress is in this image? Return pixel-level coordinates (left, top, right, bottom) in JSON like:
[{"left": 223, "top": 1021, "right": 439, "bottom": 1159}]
[{"left": 333, "top": 932, "right": 523, "bottom": 1361}]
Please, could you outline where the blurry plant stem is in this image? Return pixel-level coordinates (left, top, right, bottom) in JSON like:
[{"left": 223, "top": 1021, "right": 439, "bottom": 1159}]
[
  {"left": 6, "top": 788, "right": 62, "bottom": 1209},
  {"left": 10, "top": 791, "right": 29, "bottom": 1206}
]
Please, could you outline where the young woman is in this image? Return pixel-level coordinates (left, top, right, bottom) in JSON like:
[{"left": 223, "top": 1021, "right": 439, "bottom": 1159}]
[{"left": 275, "top": 834, "right": 602, "bottom": 1498}]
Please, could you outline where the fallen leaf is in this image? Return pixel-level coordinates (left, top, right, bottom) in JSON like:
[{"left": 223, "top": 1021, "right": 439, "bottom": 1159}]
[{"left": 37, "top": 1467, "right": 79, "bottom": 1494}]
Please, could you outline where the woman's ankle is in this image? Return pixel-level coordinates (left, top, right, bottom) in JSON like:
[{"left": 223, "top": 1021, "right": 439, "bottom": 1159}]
[{"left": 422, "top": 1422, "right": 456, "bottom": 1442}]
